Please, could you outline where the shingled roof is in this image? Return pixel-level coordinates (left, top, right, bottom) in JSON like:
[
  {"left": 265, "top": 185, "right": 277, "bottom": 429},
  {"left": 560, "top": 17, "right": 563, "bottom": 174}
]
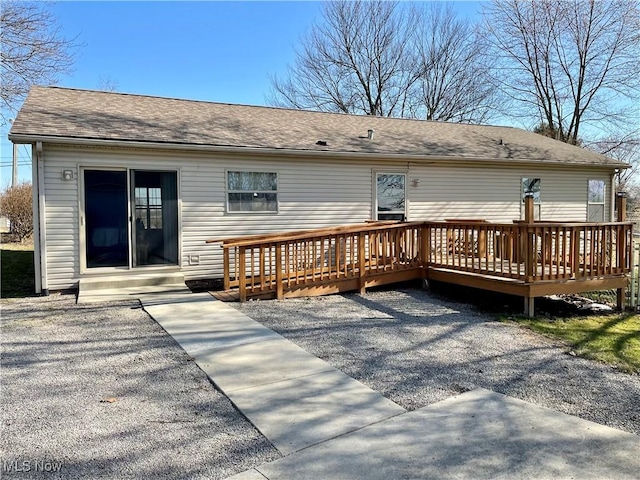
[{"left": 9, "top": 86, "right": 626, "bottom": 168}]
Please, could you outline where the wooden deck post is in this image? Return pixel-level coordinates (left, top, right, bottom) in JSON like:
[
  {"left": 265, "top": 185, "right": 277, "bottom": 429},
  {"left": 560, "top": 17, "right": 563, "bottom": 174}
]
[
  {"left": 238, "top": 247, "right": 247, "bottom": 302},
  {"left": 358, "top": 232, "right": 367, "bottom": 294},
  {"left": 478, "top": 227, "right": 487, "bottom": 259},
  {"left": 524, "top": 193, "right": 535, "bottom": 224},
  {"left": 223, "top": 247, "right": 230, "bottom": 291},
  {"left": 523, "top": 193, "right": 535, "bottom": 315},
  {"left": 275, "top": 243, "right": 284, "bottom": 300},
  {"left": 571, "top": 228, "right": 581, "bottom": 279},
  {"left": 421, "top": 224, "right": 430, "bottom": 267},
  {"left": 524, "top": 296, "right": 535, "bottom": 318},
  {"left": 616, "top": 192, "right": 627, "bottom": 311}
]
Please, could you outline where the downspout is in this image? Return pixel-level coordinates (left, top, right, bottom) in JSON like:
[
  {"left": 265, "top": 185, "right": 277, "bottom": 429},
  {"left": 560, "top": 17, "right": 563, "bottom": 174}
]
[{"left": 35, "top": 142, "right": 48, "bottom": 295}]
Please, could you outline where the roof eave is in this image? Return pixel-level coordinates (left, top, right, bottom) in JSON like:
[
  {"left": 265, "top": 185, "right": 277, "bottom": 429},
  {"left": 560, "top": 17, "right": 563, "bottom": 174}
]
[{"left": 8, "top": 133, "right": 630, "bottom": 170}]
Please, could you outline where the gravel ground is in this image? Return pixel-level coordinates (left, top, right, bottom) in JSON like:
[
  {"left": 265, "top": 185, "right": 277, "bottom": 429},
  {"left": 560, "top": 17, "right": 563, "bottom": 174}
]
[
  {"left": 0, "top": 294, "right": 280, "bottom": 480},
  {"left": 236, "top": 286, "right": 640, "bottom": 436}
]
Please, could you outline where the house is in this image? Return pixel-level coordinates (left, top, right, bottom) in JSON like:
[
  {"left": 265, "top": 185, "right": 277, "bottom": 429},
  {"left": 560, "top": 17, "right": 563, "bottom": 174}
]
[{"left": 8, "top": 86, "right": 628, "bottom": 295}]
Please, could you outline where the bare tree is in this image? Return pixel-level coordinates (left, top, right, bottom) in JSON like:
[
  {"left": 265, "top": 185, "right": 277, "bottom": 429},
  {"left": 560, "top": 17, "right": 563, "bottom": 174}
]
[
  {"left": 409, "top": 3, "right": 498, "bottom": 123},
  {"left": 480, "top": 0, "right": 640, "bottom": 145},
  {"left": 1, "top": 1, "right": 77, "bottom": 125},
  {"left": 588, "top": 132, "right": 640, "bottom": 191},
  {"left": 97, "top": 75, "right": 120, "bottom": 92},
  {"left": 269, "top": 1, "right": 417, "bottom": 117},
  {"left": 270, "top": 1, "right": 498, "bottom": 122},
  {"left": 0, "top": 181, "right": 32, "bottom": 242}
]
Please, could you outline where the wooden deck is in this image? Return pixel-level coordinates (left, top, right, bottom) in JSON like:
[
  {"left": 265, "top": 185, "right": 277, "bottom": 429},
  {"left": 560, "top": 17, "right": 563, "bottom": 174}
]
[{"left": 206, "top": 196, "right": 633, "bottom": 316}]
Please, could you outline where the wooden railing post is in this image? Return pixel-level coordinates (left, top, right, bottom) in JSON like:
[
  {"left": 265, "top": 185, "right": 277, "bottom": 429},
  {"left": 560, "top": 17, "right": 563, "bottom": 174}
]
[
  {"left": 238, "top": 247, "right": 247, "bottom": 302},
  {"left": 571, "top": 228, "right": 581, "bottom": 279},
  {"left": 223, "top": 246, "right": 230, "bottom": 291},
  {"left": 617, "top": 192, "right": 627, "bottom": 222},
  {"left": 275, "top": 243, "right": 283, "bottom": 300},
  {"left": 616, "top": 192, "right": 627, "bottom": 311},
  {"left": 524, "top": 192, "right": 535, "bottom": 224},
  {"left": 421, "top": 224, "right": 430, "bottom": 267},
  {"left": 524, "top": 193, "right": 535, "bottom": 281},
  {"left": 523, "top": 193, "right": 535, "bottom": 316},
  {"left": 358, "top": 232, "right": 366, "bottom": 294}
]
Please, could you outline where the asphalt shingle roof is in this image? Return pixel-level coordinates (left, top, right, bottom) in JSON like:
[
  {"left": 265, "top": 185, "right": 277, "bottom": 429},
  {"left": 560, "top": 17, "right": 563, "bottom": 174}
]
[{"left": 8, "top": 86, "right": 626, "bottom": 168}]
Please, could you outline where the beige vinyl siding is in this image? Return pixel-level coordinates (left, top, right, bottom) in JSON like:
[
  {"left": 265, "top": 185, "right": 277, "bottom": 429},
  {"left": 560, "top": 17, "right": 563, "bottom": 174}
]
[
  {"left": 40, "top": 145, "right": 615, "bottom": 290},
  {"left": 41, "top": 146, "right": 377, "bottom": 289},
  {"left": 41, "top": 151, "right": 80, "bottom": 289},
  {"left": 408, "top": 164, "right": 611, "bottom": 223}
]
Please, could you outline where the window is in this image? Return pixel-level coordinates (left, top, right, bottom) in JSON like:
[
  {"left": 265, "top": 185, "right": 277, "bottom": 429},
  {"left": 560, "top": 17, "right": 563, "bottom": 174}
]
[
  {"left": 227, "top": 171, "right": 277, "bottom": 212},
  {"left": 587, "top": 179, "right": 605, "bottom": 222},
  {"left": 522, "top": 178, "right": 541, "bottom": 220},
  {"left": 376, "top": 173, "right": 406, "bottom": 221},
  {"left": 135, "top": 186, "right": 163, "bottom": 229}
]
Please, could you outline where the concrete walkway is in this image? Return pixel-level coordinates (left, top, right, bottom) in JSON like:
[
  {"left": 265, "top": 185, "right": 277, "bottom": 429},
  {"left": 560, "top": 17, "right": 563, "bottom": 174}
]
[
  {"left": 142, "top": 293, "right": 640, "bottom": 480},
  {"left": 142, "top": 293, "right": 405, "bottom": 455}
]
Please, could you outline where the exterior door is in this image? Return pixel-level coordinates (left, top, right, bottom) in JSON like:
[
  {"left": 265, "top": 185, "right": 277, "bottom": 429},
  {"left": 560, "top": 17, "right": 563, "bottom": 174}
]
[
  {"left": 132, "top": 171, "right": 178, "bottom": 266},
  {"left": 376, "top": 173, "right": 406, "bottom": 221},
  {"left": 83, "top": 169, "right": 178, "bottom": 269},
  {"left": 84, "top": 170, "right": 129, "bottom": 268}
]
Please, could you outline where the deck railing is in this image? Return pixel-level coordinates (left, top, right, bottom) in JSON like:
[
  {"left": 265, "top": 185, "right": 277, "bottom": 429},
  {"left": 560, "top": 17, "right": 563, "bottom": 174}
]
[
  {"left": 424, "top": 221, "right": 633, "bottom": 282},
  {"left": 210, "top": 219, "right": 633, "bottom": 303},
  {"left": 212, "top": 222, "right": 424, "bottom": 301}
]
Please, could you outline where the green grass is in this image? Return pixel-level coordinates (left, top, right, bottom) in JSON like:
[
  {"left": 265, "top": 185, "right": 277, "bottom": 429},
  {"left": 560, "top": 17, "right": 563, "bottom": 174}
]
[
  {"left": 510, "top": 314, "right": 640, "bottom": 373},
  {"left": 1, "top": 242, "right": 35, "bottom": 298},
  {"left": 578, "top": 289, "right": 617, "bottom": 305}
]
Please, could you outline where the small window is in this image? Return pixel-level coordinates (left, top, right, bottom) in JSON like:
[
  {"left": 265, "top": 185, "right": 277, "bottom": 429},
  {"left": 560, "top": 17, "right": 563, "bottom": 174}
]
[
  {"left": 522, "top": 178, "right": 541, "bottom": 220},
  {"left": 587, "top": 179, "right": 605, "bottom": 222},
  {"left": 376, "top": 173, "right": 406, "bottom": 221},
  {"left": 227, "top": 171, "right": 278, "bottom": 212}
]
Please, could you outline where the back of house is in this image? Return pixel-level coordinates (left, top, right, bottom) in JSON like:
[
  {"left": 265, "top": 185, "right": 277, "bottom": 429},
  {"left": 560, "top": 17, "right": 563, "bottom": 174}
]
[{"left": 8, "top": 86, "right": 627, "bottom": 294}]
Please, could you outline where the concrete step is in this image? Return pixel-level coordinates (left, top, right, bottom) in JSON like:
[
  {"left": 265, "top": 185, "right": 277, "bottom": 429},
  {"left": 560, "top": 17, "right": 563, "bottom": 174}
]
[
  {"left": 77, "top": 283, "right": 192, "bottom": 304},
  {"left": 79, "top": 271, "right": 185, "bottom": 291}
]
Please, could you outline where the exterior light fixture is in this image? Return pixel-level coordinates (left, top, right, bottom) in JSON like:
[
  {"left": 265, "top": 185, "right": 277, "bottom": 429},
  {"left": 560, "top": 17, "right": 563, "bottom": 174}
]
[{"left": 62, "top": 169, "right": 73, "bottom": 181}]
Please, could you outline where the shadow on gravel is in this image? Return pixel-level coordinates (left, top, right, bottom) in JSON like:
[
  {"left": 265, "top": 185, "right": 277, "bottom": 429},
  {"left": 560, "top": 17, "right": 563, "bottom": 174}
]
[
  {"left": 236, "top": 287, "right": 640, "bottom": 436},
  {"left": 1, "top": 297, "right": 280, "bottom": 479}
]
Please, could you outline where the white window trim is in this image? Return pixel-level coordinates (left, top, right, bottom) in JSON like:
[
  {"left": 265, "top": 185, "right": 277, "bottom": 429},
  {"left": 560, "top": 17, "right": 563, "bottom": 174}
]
[
  {"left": 225, "top": 170, "right": 279, "bottom": 214},
  {"left": 374, "top": 171, "right": 407, "bottom": 221}
]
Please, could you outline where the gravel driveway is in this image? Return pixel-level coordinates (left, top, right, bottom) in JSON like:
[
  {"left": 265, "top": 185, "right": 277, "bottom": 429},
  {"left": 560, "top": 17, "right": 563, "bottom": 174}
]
[
  {"left": 0, "top": 295, "right": 280, "bottom": 480},
  {"left": 236, "top": 287, "right": 640, "bottom": 436},
  {"left": 3, "top": 288, "right": 638, "bottom": 479}
]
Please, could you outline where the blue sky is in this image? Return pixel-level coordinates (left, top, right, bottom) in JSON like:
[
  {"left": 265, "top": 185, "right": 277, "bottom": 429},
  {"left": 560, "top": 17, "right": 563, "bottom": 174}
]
[{"left": 1, "top": 1, "right": 483, "bottom": 184}]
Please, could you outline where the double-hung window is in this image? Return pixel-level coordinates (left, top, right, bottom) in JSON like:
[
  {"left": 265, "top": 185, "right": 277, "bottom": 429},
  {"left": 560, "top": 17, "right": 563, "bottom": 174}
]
[
  {"left": 227, "top": 171, "right": 278, "bottom": 212},
  {"left": 587, "top": 179, "right": 605, "bottom": 222}
]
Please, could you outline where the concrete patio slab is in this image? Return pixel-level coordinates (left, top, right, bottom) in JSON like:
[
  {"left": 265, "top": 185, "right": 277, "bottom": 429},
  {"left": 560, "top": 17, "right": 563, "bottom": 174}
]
[
  {"left": 197, "top": 338, "right": 338, "bottom": 393},
  {"left": 225, "top": 369, "right": 406, "bottom": 455},
  {"left": 243, "top": 388, "right": 640, "bottom": 480}
]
